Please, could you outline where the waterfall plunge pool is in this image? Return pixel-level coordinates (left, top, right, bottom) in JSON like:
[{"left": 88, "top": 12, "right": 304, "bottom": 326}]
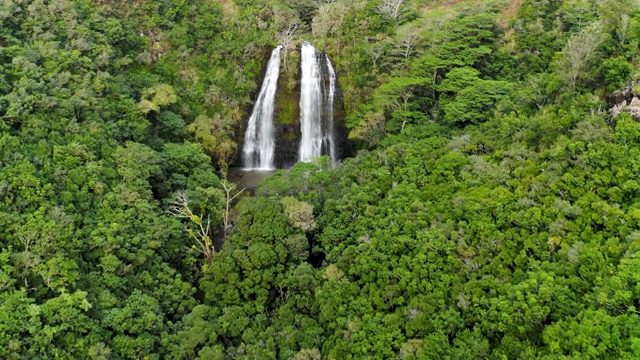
[{"left": 227, "top": 167, "right": 279, "bottom": 190}]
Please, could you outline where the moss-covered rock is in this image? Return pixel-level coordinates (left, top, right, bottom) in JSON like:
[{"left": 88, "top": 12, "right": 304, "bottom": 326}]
[
  {"left": 275, "top": 52, "right": 301, "bottom": 126},
  {"left": 273, "top": 50, "right": 302, "bottom": 168}
]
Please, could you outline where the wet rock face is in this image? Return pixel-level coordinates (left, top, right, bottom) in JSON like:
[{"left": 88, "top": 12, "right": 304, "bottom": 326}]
[
  {"left": 332, "top": 75, "right": 354, "bottom": 162},
  {"left": 623, "top": 97, "right": 640, "bottom": 120},
  {"left": 274, "top": 122, "right": 301, "bottom": 168},
  {"left": 609, "top": 81, "right": 640, "bottom": 121},
  {"left": 273, "top": 52, "right": 302, "bottom": 168}
]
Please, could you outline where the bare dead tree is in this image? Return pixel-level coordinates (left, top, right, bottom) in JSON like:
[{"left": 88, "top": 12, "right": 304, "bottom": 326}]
[
  {"left": 221, "top": 178, "right": 244, "bottom": 242},
  {"left": 526, "top": 74, "right": 547, "bottom": 110},
  {"left": 276, "top": 22, "right": 301, "bottom": 70},
  {"left": 353, "top": 110, "right": 386, "bottom": 147},
  {"left": 16, "top": 224, "right": 52, "bottom": 254},
  {"left": 392, "top": 28, "right": 420, "bottom": 59},
  {"left": 557, "top": 21, "right": 606, "bottom": 89},
  {"left": 424, "top": 16, "right": 451, "bottom": 48},
  {"left": 377, "top": 0, "right": 404, "bottom": 22},
  {"left": 363, "top": 42, "right": 386, "bottom": 69},
  {"left": 616, "top": 14, "right": 630, "bottom": 49},
  {"left": 399, "top": 87, "right": 416, "bottom": 132},
  {"left": 167, "top": 191, "right": 215, "bottom": 264}
]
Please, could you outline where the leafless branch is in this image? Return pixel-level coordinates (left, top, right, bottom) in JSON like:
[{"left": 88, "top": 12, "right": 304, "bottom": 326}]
[
  {"left": 363, "top": 43, "right": 386, "bottom": 68},
  {"left": 377, "top": 0, "right": 404, "bottom": 22},
  {"left": 275, "top": 22, "right": 301, "bottom": 70},
  {"left": 167, "top": 191, "right": 216, "bottom": 264},
  {"left": 221, "top": 180, "right": 245, "bottom": 242}
]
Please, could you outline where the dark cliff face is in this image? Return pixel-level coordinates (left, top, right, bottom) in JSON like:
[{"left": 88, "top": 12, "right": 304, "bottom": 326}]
[
  {"left": 608, "top": 81, "right": 640, "bottom": 121},
  {"left": 608, "top": 83, "right": 636, "bottom": 107},
  {"left": 235, "top": 45, "right": 350, "bottom": 169},
  {"left": 332, "top": 80, "right": 353, "bottom": 162}
]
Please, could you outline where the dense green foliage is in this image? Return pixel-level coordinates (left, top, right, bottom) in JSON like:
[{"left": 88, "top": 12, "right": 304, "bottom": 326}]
[{"left": 3, "top": 0, "right": 640, "bottom": 358}]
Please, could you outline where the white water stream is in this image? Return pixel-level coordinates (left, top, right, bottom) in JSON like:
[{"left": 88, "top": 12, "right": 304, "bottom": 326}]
[
  {"left": 299, "top": 42, "right": 337, "bottom": 164},
  {"left": 242, "top": 45, "right": 282, "bottom": 169}
]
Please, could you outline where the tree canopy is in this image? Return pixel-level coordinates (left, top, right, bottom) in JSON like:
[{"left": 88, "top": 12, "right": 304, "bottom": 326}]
[{"left": 3, "top": 0, "right": 640, "bottom": 358}]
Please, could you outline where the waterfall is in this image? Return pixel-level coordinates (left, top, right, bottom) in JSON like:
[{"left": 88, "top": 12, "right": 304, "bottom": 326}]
[
  {"left": 242, "top": 45, "right": 282, "bottom": 170},
  {"left": 325, "top": 53, "right": 337, "bottom": 164},
  {"left": 299, "top": 42, "right": 337, "bottom": 164}
]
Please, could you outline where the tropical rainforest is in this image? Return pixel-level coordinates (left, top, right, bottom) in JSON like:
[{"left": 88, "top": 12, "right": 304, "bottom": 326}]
[{"left": 2, "top": 0, "right": 640, "bottom": 358}]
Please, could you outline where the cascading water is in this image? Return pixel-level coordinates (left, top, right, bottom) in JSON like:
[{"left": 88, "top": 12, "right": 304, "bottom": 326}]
[
  {"left": 299, "top": 42, "right": 337, "bottom": 164},
  {"left": 242, "top": 45, "right": 282, "bottom": 170},
  {"left": 325, "top": 53, "right": 337, "bottom": 164}
]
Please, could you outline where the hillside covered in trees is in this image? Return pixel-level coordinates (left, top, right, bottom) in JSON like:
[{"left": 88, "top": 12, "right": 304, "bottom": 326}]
[{"left": 2, "top": 0, "right": 640, "bottom": 358}]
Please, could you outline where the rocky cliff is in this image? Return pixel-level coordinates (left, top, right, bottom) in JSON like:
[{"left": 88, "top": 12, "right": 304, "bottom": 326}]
[{"left": 610, "top": 82, "right": 640, "bottom": 120}]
